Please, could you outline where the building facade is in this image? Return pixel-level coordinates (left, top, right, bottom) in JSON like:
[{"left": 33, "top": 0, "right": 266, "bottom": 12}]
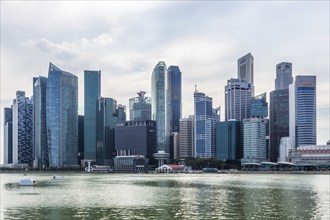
[
  {"left": 4, "top": 107, "right": 13, "bottom": 164},
  {"left": 251, "top": 93, "right": 268, "bottom": 118},
  {"left": 78, "top": 115, "right": 84, "bottom": 166},
  {"left": 179, "top": 116, "right": 194, "bottom": 159},
  {"left": 129, "top": 91, "right": 151, "bottom": 121},
  {"left": 275, "top": 62, "right": 293, "bottom": 90},
  {"left": 46, "top": 63, "right": 78, "bottom": 167},
  {"left": 84, "top": 70, "right": 101, "bottom": 161},
  {"left": 238, "top": 53, "right": 254, "bottom": 95}
]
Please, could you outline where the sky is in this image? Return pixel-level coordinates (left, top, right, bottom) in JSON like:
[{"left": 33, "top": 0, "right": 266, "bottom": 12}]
[{"left": 1, "top": 1, "right": 329, "bottom": 162}]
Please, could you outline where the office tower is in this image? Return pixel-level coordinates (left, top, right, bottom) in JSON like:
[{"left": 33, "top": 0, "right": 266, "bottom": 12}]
[
  {"left": 278, "top": 137, "right": 295, "bottom": 162},
  {"left": 84, "top": 70, "right": 101, "bottom": 161},
  {"left": 216, "top": 120, "right": 242, "bottom": 161},
  {"left": 225, "top": 78, "right": 252, "bottom": 121},
  {"left": 275, "top": 62, "right": 293, "bottom": 90},
  {"left": 117, "top": 104, "right": 126, "bottom": 123},
  {"left": 12, "top": 91, "right": 34, "bottom": 165},
  {"left": 194, "top": 87, "right": 215, "bottom": 158},
  {"left": 270, "top": 89, "right": 290, "bottom": 162},
  {"left": 242, "top": 118, "right": 267, "bottom": 163},
  {"left": 33, "top": 76, "right": 48, "bottom": 168},
  {"left": 251, "top": 93, "right": 268, "bottom": 118},
  {"left": 115, "top": 120, "right": 156, "bottom": 165},
  {"left": 179, "top": 116, "right": 194, "bottom": 159},
  {"left": 129, "top": 91, "right": 151, "bottom": 121},
  {"left": 293, "top": 75, "right": 317, "bottom": 146},
  {"left": 238, "top": 53, "right": 254, "bottom": 95},
  {"left": 46, "top": 63, "right": 78, "bottom": 167},
  {"left": 78, "top": 115, "right": 84, "bottom": 166},
  {"left": 96, "top": 97, "right": 118, "bottom": 166},
  {"left": 151, "top": 61, "right": 168, "bottom": 153},
  {"left": 4, "top": 107, "right": 13, "bottom": 164}
]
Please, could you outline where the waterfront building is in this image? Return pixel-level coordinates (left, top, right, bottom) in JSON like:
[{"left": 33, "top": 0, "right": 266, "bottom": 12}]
[
  {"left": 289, "top": 145, "right": 330, "bottom": 166},
  {"left": 12, "top": 91, "right": 34, "bottom": 166},
  {"left": 179, "top": 116, "right": 194, "bottom": 159},
  {"left": 238, "top": 53, "right": 254, "bottom": 95},
  {"left": 225, "top": 78, "right": 252, "bottom": 121},
  {"left": 155, "top": 164, "right": 186, "bottom": 173},
  {"left": 113, "top": 155, "right": 149, "bottom": 173},
  {"left": 46, "top": 63, "right": 78, "bottom": 167},
  {"left": 151, "top": 61, "right": 168, "bottom": 153},
  {"left": 84, "top": 70, "right": 101, "bottom": 162},
  {"left": 115, "top": 120, "right": 156, "bottom": 165},
  {"left": 216, "top": 120, "right": 242, "bottom": 161},
  {"left": 278, "top": 137, "right": 295, "bottom": 162},
  {"left": 242, "top": 118, "right": 267, "bottom": 164},
  {"left": 194, "top": 87, "right": 215, "bottom": 158},
  {"left": 170, "top": 132, "right": 180, "bottom": 160},
  {"left": 129, "top": 91, "right": 151, "bottom": 121},
  {"left": 33, "top": 76, "right": 48, "bottom": 168},
  {"left": 78, "top": 115, "right": 84, "bottom": 166},
  {"left": 275, "top": 62, "right": 293, "bottom": 90},
  {"left": 4, "top": 107, "right": 13, "bottom": 164},
  {"left": 251, "top": 93, "right": 268, "bottom": 118}
]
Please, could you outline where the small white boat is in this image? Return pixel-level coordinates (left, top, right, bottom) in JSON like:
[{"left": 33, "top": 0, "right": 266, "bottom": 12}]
[
  {"left": 18, "top": 179, "right": 38, "bottom": 186},
  {"left": 52, "top": 175, "right": 64, "bottom": 180}
]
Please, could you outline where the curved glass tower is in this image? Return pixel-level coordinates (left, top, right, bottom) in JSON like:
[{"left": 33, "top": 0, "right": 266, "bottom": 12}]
[{"left": 47, "top": 63, "right": 78, "bottom": 167}]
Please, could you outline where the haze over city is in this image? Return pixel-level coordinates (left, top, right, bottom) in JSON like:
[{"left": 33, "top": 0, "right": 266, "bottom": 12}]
[{"left": 1, "top": 0, "right": 329, "bottom": 162}]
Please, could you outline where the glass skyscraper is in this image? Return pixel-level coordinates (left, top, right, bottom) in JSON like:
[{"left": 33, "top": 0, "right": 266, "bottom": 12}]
[
  {"left": 251, "top": 93, "right": 268, "bottom": 118},
  {"left": 129, "top": 91, "right": 151, "bottom": 121},
  {"left": 33, "top": 76, "right": 48, "bottom": 167},
  {"left": 84, "top": 70, "right": 101, "bottom": 161},
  {"left": 275, "top": 62, "right": 293, "bottom": 90},
  {"left": 46, "top": 63, "right": 78, "bottom": 167},
  {"left": 238, "top": 53, "right": 254, "bottom": 96},
  {"left": 151, "top": 61, "right": 168, "bottom": 153},
  {"left": 4, "top": 107, "right": 13, "bottom": 164}
]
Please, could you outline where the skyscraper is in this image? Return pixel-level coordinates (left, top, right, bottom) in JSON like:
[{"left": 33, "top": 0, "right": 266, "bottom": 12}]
[
  {"left": 33, "top": 76, "right": 48, "bottom": 167},
  {"left": 238, "top": 53, "right": 254, "bottom": 95},
  {"left": 225, "top": 78, "right": 252, "bottom": 121},
  {"left": 275, "top": 62, "right": 293, "bottom": 90},
  {"left": 47, "top": 63, "right": 78, "bottom": 167},
  {"left": 179, "top": 116, "right": 194, "bottom": 159},
  {"left": 12, "top": 91, "right": 34, "bottom": 165},
  {"left": 4, "top": 107, "right": 13, "bottom": 164},
  {"left": 194, "top": 87, "right": 215, "bottom": 158},
  {"left": 251, "top": 93, "right": 268, "bottom": 118},
  {"left": 151, "top": 61, "right": 168, "bottom": 153},
  {"left": 129, "top": 91, "right": 151, "bottom": 121},
  {"left": 78, "top": 115, "right": 84, "bottom": 166},
  {"left": 84, "top": 70, "right": 101, "bottom": 162}
]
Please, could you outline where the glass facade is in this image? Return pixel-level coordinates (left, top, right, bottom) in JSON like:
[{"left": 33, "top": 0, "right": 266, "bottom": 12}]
[
  {"left": 84, "top": 70, "right": 101, "bottom": 161},
  {"left": 78, "top": 115, "right": 84, "bottom": 165},
  {"left": 129, "top": 91, "right": 151, "bottom": 121},
  {"left": 275, "top": 62, "right": 293, "bottom": 90},
  {"left": 238, "top": 53, "right": 254, "bottom": 96},
  {"left": 251, "top": 93, "right": 268, "bottom": 118},
  {"left": 47, "top": 63, "right": 78, "bottom": 167},
  {"left": 4, "top": 107, "right": 13, "bottom": 164}
]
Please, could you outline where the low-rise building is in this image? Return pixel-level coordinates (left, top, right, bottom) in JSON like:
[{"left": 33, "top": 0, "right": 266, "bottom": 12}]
[
  {"left": 155, "top": 164, "right": 186, "bottom": 173},
  {"left": 113, "top": 155, "right": 149, "bottom": 173},
  {"left": 289, "top": 145, "right": 330, "bottom": 166}
]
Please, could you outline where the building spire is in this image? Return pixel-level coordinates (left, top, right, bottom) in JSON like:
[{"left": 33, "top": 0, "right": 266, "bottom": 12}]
[{"left": 194, "top": 84, "right": 198, "bottom": 93}]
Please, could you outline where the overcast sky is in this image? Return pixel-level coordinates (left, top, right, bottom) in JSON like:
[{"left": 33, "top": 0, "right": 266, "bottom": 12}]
[{"left": 1, "top": 1, "right": 329, "bottom": 160}]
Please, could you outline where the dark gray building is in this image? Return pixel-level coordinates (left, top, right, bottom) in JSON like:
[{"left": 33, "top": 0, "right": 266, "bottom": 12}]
[
  {"left": 4, "top": 107, "right": 13, "bottom": 164},
  {"left": 115, "top": 120, "right": 156, "bottom": 165},
  {"left": 275, "top": 62, "right": 293, "bottom": 90},
  {"left": 78, "top": 115, "right": 84, "bottom": 165}
]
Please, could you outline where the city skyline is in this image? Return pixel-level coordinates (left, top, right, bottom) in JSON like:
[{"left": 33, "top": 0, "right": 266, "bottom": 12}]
[{"left": 1, "top": 2, "right": 329, "bottom": 161}]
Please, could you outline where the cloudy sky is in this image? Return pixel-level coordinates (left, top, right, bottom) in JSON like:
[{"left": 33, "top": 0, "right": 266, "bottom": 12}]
[{"left": 1, "top": 1, "right": 329, "bottom": 157}]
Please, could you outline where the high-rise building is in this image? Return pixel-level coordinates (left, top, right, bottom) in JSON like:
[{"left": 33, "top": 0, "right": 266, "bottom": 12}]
[
  {"left": 33, "top": 76, "right": 48, "bottom": 168},
  {"left": 275, "top": 62, "right": 293, "bottom": 90},
  {"left": 238, "top": 53, "right": 254, "bottom": 95},
  {"left": 179, "top": 116, "right": 194, "bottom": 159},
  {"left": 216, "top": 120, "right": 242, "bottom": 161},
  {"left": 12, "top": 91, "right": 34, "bottom": 165},
  {"left": 225, "top": 78, "right": 252, "bottom": 121},
  {"left": 194, "top": 87, "right": 215, "bottom": 158},
  {"left": 129, "top": 91, "right": 151, "bottom": 121},
  {"left": 293, "top": 75, "right": 317, "bottom": 146},
  {"left": 151, "top": 61, "right": 168, "bottom": 153},
  {"left": 115, "top": 120, "right": 156, "bottom": 165},
  {"left": 242, "top": 118, "right": 267, "bottom": 164},
  {"left": 251, "top": 93, "right": 268, "bottom": 118},
  {"left": 117, "top": 104, "right": 126, "bottom": 123},
  {"left": 84, "top": 70, "right": 101, "bottom": 162},
  {"left": 96, "top": 97, "right": 118, "bottom": 166},
  {"left": 46, "top": 63, "right": 78, "bottom": 167},
  {"left": 4, "top": 107, "right": 13, "bottom": 164},
  {"left": 78, "top": 115, "right": 84, "bottom": 166}
]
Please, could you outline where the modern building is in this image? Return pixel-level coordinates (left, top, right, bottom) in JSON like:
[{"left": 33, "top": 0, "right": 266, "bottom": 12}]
[
  {"left": 4, "top": 107, "right": 13, "bottom": 164},
  {"left": 293, "top": 75, "right": 317, "bottom": 146},
  {"left": 251, "top": 93, "right": 268, "bottom": 118},
  {"left": 216, "top": 120, "right": 242, "bottom": 161},
  {"left": 179, "top": 116, "right": 194, "bottom": 159},
  {"left": 170, "top": 132, "right": 180, "bottom": 160},
  {"left": 12, "top": 91, "right": 34, "bottom": 166},
  {"left": 194, "top": 87, "right": 215, "bottom": 158},
  {"left": 96, "top": 97, "right": 118, "bottom": 166},
  {"left": 115, "top": 120, "right": 156, "bottom": 165},
  {"left": 113, "top": 155, "right": 149, "bottom": 173},
  {"left": 151, "top": 61, "right": 168, "bottom": 153},
  {"left": 33, "top": 76, "right": 48, "bottom": 168},
  {"left": 116, "top": 104, "right": 126, "bottom": 123},
  {"left": 242, "top": 118, "right": 267, "bottom": 164},
  {"left": 129, "top": 91, "right": 151, "bottom": 121},
  {"left": 278, "top": 137, "right": 295, "bottom": 162},
  {"left": 84, "top": 70, "right": 101, "bottom": 162},
  {"left": 238, "top": 53, "right": 254, "bottom": 95},
  {"left": 78, "top": 115, "right": 84, "bottom": 166},
  {"left": 225, "top": 78, "right": 252, "bottom": 121},
  {"left": 46, "top": 63, "right": 78, "bottom": 167},
  {"left": 275, "top": 62, "right": 293, "bottom": 90}
]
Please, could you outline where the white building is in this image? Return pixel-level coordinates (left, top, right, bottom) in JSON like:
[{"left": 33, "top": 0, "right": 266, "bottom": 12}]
[{"left": 278, "top": 137, "right": 295, "bottom": 162}]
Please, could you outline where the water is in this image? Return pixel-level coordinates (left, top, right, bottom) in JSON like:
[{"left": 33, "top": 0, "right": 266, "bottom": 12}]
[{"left": 1, "top": 173, "right": 329, "bottom": 219}]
